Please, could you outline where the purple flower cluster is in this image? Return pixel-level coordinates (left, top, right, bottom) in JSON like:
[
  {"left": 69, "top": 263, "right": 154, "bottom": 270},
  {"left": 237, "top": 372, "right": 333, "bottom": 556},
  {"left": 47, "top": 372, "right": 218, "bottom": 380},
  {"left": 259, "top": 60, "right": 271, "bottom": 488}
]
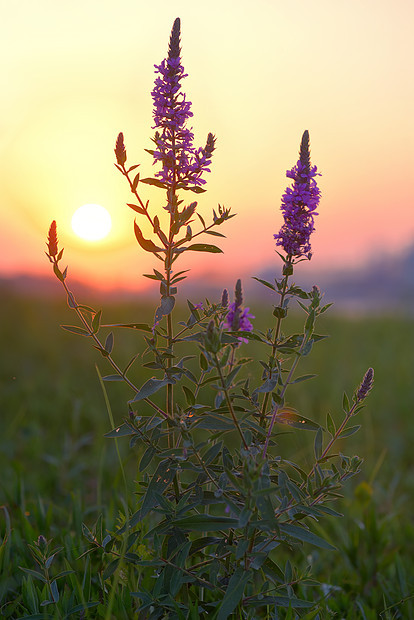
[
  {"left": 223, "top": 280, "right": 254, "bottom": 344},
  {"left": 274, "top": 130, "right": 321, "bottom": 259},
  {"left": 151, "top": 18, "right": 215, "bottom": 188}
]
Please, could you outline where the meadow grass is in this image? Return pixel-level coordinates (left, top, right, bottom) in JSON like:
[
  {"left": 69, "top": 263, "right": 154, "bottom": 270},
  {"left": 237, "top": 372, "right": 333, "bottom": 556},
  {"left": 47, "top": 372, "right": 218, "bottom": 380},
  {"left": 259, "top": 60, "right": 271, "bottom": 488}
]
[{"left": 1, "top": 288, "right": 413, "bottom": 618}]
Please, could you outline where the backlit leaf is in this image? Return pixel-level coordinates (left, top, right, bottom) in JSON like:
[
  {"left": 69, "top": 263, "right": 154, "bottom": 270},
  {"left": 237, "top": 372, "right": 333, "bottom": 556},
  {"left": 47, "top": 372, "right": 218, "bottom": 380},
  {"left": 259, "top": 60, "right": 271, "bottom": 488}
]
[
  {"left": 186, "top": 243, "right": 223, "bottom": 253},
  {"left": 275, "top": 408, "right": 319, "bottom": 431}
]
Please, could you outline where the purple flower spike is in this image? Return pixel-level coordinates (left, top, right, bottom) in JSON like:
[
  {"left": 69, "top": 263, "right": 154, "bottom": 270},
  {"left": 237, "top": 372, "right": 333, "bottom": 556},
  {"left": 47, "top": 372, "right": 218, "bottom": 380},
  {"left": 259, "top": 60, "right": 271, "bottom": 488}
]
[
  {"left": 274, "top": 131, "right": 321, "bottom": 259},
  {"left": 151, "top": 18, "right": 216, "bottom": 191},
  {"left": 224, "top": 280, "right": 254, "bottom": 344}
]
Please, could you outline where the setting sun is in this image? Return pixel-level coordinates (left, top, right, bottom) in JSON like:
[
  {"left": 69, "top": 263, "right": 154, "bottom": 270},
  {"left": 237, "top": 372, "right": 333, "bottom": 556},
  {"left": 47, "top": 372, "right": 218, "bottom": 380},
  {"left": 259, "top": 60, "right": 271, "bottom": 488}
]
[{"left": 71, "top": 203, "right": 112, "bottom": 241}]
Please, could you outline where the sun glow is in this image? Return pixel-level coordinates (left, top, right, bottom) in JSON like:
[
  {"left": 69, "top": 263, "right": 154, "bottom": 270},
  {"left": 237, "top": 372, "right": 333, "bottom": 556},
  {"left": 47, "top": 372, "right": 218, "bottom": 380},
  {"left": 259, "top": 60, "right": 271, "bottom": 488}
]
[{"left": 71, "top": 204, "right": 112, "bottom": 241}]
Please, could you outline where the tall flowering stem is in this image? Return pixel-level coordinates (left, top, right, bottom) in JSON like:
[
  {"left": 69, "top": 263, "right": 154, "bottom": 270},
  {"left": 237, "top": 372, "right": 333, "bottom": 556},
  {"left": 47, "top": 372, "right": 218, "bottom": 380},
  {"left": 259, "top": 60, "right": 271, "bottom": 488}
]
[
  {"left": 304, "top": 367, "right": 374, "bottom": 501},
  {"left": 113, "top": 19, "right": 228, "bottom": 431},
  {"left": 149, "top": 19, "right": 219, "bottom": 424},
  {"left": 261, "top": 132, "right": 321, "bottom": 441}
]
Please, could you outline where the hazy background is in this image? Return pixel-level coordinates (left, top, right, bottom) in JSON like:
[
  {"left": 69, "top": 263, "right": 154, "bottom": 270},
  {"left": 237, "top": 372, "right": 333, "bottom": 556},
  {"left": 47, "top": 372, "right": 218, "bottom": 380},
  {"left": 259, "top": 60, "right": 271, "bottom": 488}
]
[{"left": 1, "top": 0, "right": 414, "bottom": 303}]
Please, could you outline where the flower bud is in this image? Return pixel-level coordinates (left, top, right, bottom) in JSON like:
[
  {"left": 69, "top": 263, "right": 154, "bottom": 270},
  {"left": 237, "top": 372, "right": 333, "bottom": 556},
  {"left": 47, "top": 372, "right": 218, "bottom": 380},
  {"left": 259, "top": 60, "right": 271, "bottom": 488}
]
[
  {"left": 204, "top": 320, "right": 222, "bottom": 354},
  {"left": 46, "top": 221, "right": 59, "bottom": 259},
  {"left": 114, "top": 132, "right": 127, "bottom": 166},
  {"left": 356, "top": 367, "right": 374, "bottom": 402}
]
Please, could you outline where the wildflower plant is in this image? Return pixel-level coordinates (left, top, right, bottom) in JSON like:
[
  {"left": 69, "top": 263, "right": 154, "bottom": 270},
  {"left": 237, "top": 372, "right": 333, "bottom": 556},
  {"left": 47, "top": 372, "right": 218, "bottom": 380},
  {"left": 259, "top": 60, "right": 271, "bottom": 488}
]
[{"left": 45, "top": 17, "right": 374, "bottom": 619}]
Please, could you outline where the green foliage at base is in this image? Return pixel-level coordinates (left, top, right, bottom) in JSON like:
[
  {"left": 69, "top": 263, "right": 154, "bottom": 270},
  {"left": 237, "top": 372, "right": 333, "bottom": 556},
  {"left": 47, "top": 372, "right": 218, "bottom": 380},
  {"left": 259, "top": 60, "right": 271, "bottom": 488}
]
[{"left": 1, "top": 291, "right": 413, "bottom": 618}]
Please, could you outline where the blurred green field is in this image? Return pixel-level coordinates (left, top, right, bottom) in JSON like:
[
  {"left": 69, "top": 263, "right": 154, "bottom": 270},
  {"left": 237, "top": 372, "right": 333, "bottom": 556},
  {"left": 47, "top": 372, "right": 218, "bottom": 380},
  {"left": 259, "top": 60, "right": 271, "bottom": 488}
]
[{"left": 1, "top": 287, "right": 413, "bottom": 617}]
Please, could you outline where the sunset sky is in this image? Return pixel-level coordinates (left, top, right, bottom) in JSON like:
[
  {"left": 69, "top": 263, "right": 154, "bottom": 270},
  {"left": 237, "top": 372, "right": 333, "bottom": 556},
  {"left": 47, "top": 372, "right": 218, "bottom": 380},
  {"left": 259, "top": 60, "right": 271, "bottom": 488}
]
[{"left": 1, "top": 0, "right": 413, "bottom": 293}]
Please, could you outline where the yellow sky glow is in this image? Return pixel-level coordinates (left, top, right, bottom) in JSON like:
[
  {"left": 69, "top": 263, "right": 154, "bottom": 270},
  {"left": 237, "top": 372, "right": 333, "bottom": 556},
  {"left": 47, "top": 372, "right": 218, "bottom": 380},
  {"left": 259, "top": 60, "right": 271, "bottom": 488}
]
[{"left": 1, "top": 0, "right": 413, "bottom": 292}]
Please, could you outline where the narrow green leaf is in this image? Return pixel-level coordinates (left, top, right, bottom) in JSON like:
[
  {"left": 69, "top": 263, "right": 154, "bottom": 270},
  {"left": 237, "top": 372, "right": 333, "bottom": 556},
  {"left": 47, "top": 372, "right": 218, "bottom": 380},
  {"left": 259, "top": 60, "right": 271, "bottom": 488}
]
[
  {"left": 280, "top": 523, "right": 336, "bottom": 550},
  {"left": 290, "top": 374, "right": 317, "bottom": 384},
  {"left": 172, "top": 514, "right": 238, "bottom": 531},
  {"left": 45, "top": 553, "right": 58, "bottom": 570},
  {"left": 140, "top": 177, "right": 167, "bottom": 189},
  {"left": 81, "top": 522, "right": 95, "bottom": 543},
  {"left": 67, "top": 293, "right": 77, "bottom": 308},
  {"left": 217, "top": 568, "right": 250, "bottom": 620},
  {"left": 132, "top": 172, "right": 140, "bottom": 190},
  {"left": 247, "top": 595, "right": 313, "bottom": 609},
  {"left": 139, "top": 446, "right": 155, "bottom": 472},
  {"left": 103, "top": 322, "right": 152, "bottom": 332},
  {"left": 203, "top": 441, "right": 223, "bottom": 465},
  {"left": 132, "top": 460, "right": 177, "bottom": 524},
  {"left": 104, "top": 332, "right": 114, "bottom": 354},
  {"left": 182, "top": 385, "right": 196, "bottom": 406},
  {"left": 50, "top": 579, "right": 59, "bottom": 602},
  {"left": 104, "top": 423, "right": 135, "bottom": 438},
  {"left": 338, "top": 424, "right": 361, "bottom": 438},
  {"left": 134, "top": 221, "right": 163, "bottom": 253},
  {"left": 92, "top": 310, "right": 102, "bottom": 333},
  {"left": 204, "top": 230, "right": 226, "bottom": 237},
  {"left": 129, "top": 377, "right": 173, "bottom": 402},
  {"left": 193, "top": 414, "right": 234, "bottom": 431},
  {"left": 102, "top": 534, "right": 111, "bottom": 549},
  {"left": 284, "top": 559, "right": 292, "bottom": 582},
  {"left": 253, "top": 377, "right": 278, "bottom": 394},
  {"left": 326, "top": 411, "right": 336, "bottom": 436},
  {"left": 53, "top": 569, "right": 75, "bottom": 580},
  {"left": 314, "top": 427, "right": 323, "bottom": 459},
  {"left": 186, "top": 243, "right": 223, "bottom": 253},
  {"left": 238, "top": 507, "right": 252, "bottom": 528},
  {"left": 127, "top": 203, "right": 146, "bottom": 215},
  {"left": 188, "top": 185, "right": 206, "bottom": 193},
  {"left": 61, "top": 325, "right": 90, "bottom": 336},
  {"left": 189, "top": 537, "right": 221, "bottom": 556},
  {"left": 275, "top": 409, "right": 320, "bottom": 431},
  {"left": 53, "top": 262, "right": 65, "bottom": 282},
  {"left": 103, "top": 559, "right": 119, "bottom": 580},
  {"left": 199, "top": 353, "right": 208, "bottom": 371},
  {"left": 252, "top": 276, "right": 276, "bottom": 291},
  {"left": 19, "top": 567, "right": 47, "bottom": 583},
  {"left": 102, "top": 375, "right": 124, "bottom": 381},
  {"left": 342, "top": 391, "right": 350, "bottom": 412}
]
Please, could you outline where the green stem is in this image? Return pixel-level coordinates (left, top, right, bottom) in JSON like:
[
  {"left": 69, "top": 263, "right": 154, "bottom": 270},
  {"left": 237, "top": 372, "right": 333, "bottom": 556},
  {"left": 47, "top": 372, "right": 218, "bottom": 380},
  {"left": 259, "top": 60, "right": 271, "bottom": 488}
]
[
  {"left": 213, "top": 353, "right": 248, "bottom": 450},
  {"left": 260, "top": 259, "right": 292, "bottom": 425},
  {"left": 262, "top": 332, "right": 308, "bottom": 458},
  {"left": 302, "top": 399, "right": 360, "bottom": 490}
]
